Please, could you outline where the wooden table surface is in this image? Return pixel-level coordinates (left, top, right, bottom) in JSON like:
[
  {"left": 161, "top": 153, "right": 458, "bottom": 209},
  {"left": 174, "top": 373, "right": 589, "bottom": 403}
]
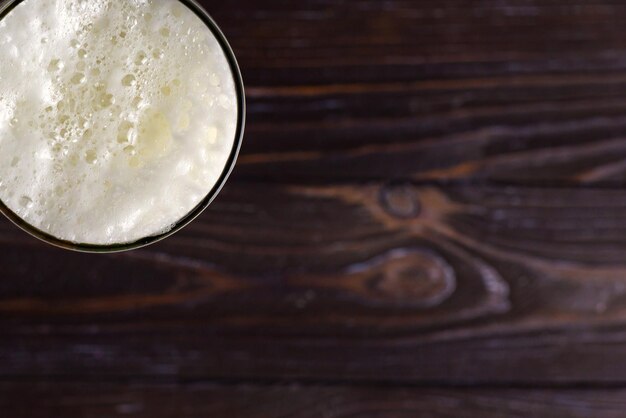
[{"left": 4, "top": 0, "right": 626, "bottom": 416}]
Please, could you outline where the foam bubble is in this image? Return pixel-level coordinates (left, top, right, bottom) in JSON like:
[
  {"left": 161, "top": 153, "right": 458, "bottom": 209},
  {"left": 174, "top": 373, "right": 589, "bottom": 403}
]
[{"left": 0, "top": 0, "right": 238, "bottom": 245}]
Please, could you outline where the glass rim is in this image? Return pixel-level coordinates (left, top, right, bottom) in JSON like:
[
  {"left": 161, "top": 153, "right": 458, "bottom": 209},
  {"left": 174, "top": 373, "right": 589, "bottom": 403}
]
[{"left": 0, "top": 0, "right": 246, "bottom": 253}]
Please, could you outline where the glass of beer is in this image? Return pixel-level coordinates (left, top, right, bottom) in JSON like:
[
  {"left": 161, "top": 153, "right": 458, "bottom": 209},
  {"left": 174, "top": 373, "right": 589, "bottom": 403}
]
[{"left": 0, "top": 0, "right": 245, "bottom": 252}]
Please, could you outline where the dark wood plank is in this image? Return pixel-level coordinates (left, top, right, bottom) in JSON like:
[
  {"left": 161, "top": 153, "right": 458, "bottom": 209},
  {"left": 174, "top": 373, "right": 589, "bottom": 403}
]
[
  {"left": 5, "top": 1, "right": 626, "bottom": 412},
  {"left": 1, "top": 383, "right": 625, "bottom": 418},
  {"left": 196, "top": 0, "right": 626, "bottom": 184},
  {"left": 2, "top": 182, "right": 626, "bottom": 383}
]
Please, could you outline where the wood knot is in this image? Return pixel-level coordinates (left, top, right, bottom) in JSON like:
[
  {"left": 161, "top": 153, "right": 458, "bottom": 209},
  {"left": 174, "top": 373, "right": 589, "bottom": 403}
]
[
  {"left": 380, "top": 182, "right": 421, "bottom": 219},
  {"left": 371, "top": 249, "right": 456, "bottom": 307},
  {"left": 341, "top": 249, "right": 456, "bottom": 308}
]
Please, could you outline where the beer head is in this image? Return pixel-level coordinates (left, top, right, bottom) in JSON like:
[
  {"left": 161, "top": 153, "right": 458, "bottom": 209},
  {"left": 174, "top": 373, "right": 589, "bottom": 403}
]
[{"left": 0, "top": 0, "right": 244, "bottom": 251}]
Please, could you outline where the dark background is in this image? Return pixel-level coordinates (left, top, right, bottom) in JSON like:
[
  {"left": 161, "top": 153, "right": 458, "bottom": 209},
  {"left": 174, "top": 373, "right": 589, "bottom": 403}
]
[{"left": 3, "top": 0, "right": 626, "bottom": 416}]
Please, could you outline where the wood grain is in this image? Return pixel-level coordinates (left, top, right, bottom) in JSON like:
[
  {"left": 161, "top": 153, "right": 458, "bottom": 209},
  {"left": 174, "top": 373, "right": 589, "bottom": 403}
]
[
  {"left": 2, "top": 383, "right": 626, "bottom": 418},
  {"left": 206, "top": 0, "right": 626, "bottom": 185},
  {"left": 1, "top": 183, "right": 626, "bottom": 383},
  {"left": 4, "top": 0, "right": 626, "bottom": 415}
]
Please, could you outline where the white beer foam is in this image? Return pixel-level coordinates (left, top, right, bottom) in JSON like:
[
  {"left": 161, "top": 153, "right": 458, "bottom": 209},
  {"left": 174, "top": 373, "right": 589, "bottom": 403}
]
[{"left": 0, "top": 0, "right": 238, "bottom": 245}]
